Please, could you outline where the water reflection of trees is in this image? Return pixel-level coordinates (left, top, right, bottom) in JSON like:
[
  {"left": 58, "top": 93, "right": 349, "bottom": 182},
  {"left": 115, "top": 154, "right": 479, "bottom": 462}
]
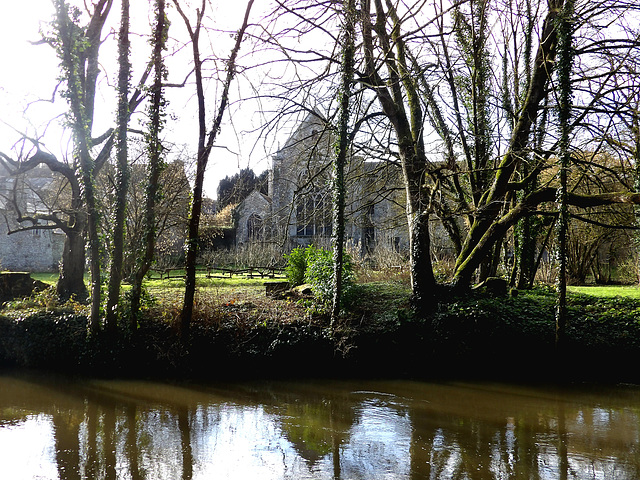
[
  {"left": 279, "top": 401, "right": 349, "bottom": 471},
  {"left": 407, "top": 384, "right": 640, "bottom": 479},
  {"left": 2, "top": 378, "right": 640, "bottom": 479},
  {"left": 53, "top": 411, "right": 81, "bottom": 480},
  {"left": 267, "top": 386, "right": 356, "bottom": 477}
]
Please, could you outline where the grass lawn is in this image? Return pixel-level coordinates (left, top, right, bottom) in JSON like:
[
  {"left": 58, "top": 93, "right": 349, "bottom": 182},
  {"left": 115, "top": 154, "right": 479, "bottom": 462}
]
[
  {"left": 28, "top": 271, "right": 640, "bottom": 300},
  {"left": 567, "top": 284, "right": 640, "bottom": 299},
  {"left": 6, "top": 271, "right": 299, "bottom": 326},
  {"left": 144, "top": 274, "right": 288, "bottom": 303},
  {"left": 30, "top": 273, "right": 60, "bottom": 285},
  {"left": 30, "top": 271, "right": 286, "bottom": 291},
  {"left": 20, "top": 271, "right": 408, "bottom": 326}
]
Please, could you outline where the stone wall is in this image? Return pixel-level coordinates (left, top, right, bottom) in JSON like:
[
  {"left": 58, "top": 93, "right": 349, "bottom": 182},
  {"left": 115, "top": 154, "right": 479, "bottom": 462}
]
[
  {"left": 0, "top": 226, "right": 64, "bottom": 272},
  {"left": 0, "top": 162, "right": 65, "bottom": 272}
]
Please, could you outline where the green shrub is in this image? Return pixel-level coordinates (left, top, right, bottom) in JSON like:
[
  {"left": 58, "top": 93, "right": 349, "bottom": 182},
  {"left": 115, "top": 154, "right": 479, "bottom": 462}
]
[
  {"left": 305, "top": 246, "right": 357, "bottom": 308},
  {"left": 284, "top": 245, "right": 358, "bottom": 310},
  {"left": 284, "top": 246, "right": 310, "bottom": 286}
]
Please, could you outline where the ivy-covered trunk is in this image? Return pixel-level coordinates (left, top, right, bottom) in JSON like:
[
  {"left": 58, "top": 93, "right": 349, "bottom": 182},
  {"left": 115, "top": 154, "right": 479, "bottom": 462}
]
[
  {"left": 633, "top": 110, "right": 640, "bottom": 284},
  {"left": 359, "top": 0, "right": 437, "bottom": 310},
  {"left": 81, "top": 152, "right": 102, "bottom": 332},
  {"left": 54, "top": 0, "right": 114, "bottom": 331},
  {"left": 331, "top": 0, "right": 356, "bottom": 324},
  {"left": 451, "top": 0, "right": 564, "bottom": 290},
  {"left": 130, "top": 0, "right": 167, "bottom": 322},
  {"left": 555, "top": 0, "right": 575, "bottom": 349},
  {"left": 105, "top": 0, "right": 131, "bottom": 331},
  {"left": 407, "top": 202, "right": 436, "bottom": 310}
]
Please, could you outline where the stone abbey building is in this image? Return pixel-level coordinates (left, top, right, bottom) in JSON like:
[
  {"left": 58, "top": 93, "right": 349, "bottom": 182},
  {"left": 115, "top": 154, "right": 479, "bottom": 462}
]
[{"left": 235, "top": 112, "right": 410, "bottom": 254}]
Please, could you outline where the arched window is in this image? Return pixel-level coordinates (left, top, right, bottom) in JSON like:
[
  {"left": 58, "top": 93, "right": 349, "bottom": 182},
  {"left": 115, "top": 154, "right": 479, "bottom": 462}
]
[
  {"left": 247, "top": 213, "right": 263, "bottom": 240},
  {"left": 296, "top": 188, "right": 331, "bottom": 237}
]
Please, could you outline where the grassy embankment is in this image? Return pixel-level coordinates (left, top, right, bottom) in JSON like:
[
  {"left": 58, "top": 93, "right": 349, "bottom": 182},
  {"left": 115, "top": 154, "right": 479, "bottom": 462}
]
[{"left": 3, "top": 272, "right": 640, "bottom": 380}]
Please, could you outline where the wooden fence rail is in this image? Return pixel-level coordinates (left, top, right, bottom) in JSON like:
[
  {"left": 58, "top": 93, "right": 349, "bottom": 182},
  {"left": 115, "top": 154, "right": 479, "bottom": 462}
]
[{"left": 149, "top": 266, "right": 285, "bottom": 280}]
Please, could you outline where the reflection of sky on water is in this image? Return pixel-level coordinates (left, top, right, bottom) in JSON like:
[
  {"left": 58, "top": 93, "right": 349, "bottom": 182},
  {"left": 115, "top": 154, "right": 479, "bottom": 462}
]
[
  {"left": 132, "top": 400, "right": 413, "bottom": 480},
  {"left": 191, "top": 405, "right": 308, "bottom": 479},
  {"left": 0, "top": 400, "right": 414, "bottom": 480},
  {"left": 340, "top": 399, "right": 412, "bottom": 479},
  {"left": 0, "top": 415, "right": 58, "bottom": 480},
  {"left": 1, "top": 378, "right": 640, "bottom": 479}
]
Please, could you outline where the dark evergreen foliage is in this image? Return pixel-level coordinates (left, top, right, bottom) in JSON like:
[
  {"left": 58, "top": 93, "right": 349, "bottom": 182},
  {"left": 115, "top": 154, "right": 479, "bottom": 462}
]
[{"left": 216, "top": 168, "right": 268, "bottom": 209}]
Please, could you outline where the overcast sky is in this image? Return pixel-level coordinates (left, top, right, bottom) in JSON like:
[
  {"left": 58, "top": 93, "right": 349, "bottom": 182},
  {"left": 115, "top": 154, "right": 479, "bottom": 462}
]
[{"left": 0, "top": 0, "right": 275, "bottom": 198}]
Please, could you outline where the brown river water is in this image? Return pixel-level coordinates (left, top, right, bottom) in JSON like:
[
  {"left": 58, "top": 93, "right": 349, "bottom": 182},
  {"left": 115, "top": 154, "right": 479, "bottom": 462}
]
[{"left": 0, "top": 369, "right": 639, "bottom": 479}]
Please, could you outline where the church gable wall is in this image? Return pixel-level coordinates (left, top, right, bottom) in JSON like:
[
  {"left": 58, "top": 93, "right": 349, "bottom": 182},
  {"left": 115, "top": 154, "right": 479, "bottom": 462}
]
[{"left": 236, "top": 191, "right": 271, "bottom": 244}]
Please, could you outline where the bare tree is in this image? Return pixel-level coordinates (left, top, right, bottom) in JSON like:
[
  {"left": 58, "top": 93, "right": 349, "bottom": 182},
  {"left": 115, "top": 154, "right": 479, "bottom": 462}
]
[
  {"left": 97, "top": 155, "right": 191, "bottom": 279},
  {"left": 261, "top": 0, "right": 640, "bottom": 302},
  {"left": 174, "top": 0, "right": 255, "bottom": 338},
  {"left": 358, "top": 0, "right": 438, "bottom": 309},
  {"left": 0, "top": 0, "right": 149, "bottom": 330}
]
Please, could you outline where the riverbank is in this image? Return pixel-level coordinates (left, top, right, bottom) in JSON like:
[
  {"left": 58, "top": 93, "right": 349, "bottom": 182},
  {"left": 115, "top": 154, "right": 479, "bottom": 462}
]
[{"left": 1, "top": 283, "right": 639, "bottom": 382}]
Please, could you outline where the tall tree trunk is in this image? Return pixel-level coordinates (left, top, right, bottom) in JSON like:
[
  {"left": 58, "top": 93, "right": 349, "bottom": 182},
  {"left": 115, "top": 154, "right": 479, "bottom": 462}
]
[
  {"left": 406, "top": 184, "right": 436, "bottom": 309},
  {"left": 56, "top": 173, "right": 88, "bottom": 301},
  {"left": 331, "top": 0, "right": 356, "bottom": 325},
  {"left": 57, "top": 222, "right": 88, "bottom": 301},
  {"left": 105, "top": 0, "right": 131, "bottom": 331},
  {"left": 83, "top": 150, "right": 102, "bottom": 332},
  {"left": 359, "top": 0, "right": 436, "bottom": 310},
  {"left": 54, "top": 0, "right": 114, "bottom": 332},
  {"left": 516, "top": 163, "right": 540, "bottom": 289},
  {"left": 555, "top": 0, "right": 575, "bottom": 349},
  {"left": 632, "top": 107, "right": 640, "bottom": 283},
  {"left": 130, "top": 0, "right": 167, "bottom": 320},
  {"left": 177, "top": 0, "right": 254, "bottom": 339}
]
